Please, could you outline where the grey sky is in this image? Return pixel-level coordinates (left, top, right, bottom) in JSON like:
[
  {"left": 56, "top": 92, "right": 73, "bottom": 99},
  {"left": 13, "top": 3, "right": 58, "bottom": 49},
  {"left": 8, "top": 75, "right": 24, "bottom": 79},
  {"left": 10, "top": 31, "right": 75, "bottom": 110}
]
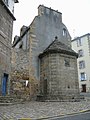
[{"left": 13, "top": 0, "right": 90, "bottom": 39}]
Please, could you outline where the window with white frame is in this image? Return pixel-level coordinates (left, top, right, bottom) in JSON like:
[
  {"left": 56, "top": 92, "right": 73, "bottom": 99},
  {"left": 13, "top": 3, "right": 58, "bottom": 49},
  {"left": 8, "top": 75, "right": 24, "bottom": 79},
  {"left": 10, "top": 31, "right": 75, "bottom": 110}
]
[
  {"left": 78, "top": 49, "right": 84, "bottom": 57},
  {"left": 77, "top": 38, "right": 82, "bottom": 47},
  {"left": 79, "top": 60, "right": 85, "bottom": 69},
  {"left": 80, "top": 72, "right": 87, "bottom": 81},
  {"left": 63, "top": 28, "right": 67, "bottom": 37}
]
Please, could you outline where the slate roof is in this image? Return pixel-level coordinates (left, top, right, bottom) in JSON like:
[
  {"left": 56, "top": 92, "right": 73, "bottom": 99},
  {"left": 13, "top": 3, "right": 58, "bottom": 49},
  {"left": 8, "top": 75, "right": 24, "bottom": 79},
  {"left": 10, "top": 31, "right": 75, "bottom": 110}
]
[
  {"left": 72, "top": 33, "right": 90, "bottom": 42},
  {"left": 39, "top": 37, "right": 78, "bottom": 58}
]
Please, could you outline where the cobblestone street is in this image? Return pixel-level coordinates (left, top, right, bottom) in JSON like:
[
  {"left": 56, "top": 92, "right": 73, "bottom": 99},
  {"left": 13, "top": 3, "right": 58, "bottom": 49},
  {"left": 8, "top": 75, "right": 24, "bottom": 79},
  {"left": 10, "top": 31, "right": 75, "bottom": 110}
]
[{"left": 0, "top": 99, "right": 90, "bottom": 120}]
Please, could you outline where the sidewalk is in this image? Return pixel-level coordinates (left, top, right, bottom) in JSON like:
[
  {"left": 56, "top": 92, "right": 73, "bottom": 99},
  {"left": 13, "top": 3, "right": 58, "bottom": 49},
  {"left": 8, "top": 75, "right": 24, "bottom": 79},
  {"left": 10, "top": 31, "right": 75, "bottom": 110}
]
[{"left": 0, "top": 99, "right": 90, "bottom": 120}]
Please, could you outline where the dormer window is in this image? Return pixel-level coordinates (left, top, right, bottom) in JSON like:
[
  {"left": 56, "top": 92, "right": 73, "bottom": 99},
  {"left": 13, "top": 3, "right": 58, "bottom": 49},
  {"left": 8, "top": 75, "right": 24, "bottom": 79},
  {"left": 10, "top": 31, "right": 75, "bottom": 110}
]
[
  {"left": 63, "top": 28, "right": 67, "bottom": 37},
  {"left": 14, "top": 0, "right": 19, "bottom": 3},
  {"left": 19, "top": 41, "right": 23, "bottom": 49},
  {"left": 4, "top": 0, "right": 9, "bottom": 6}
]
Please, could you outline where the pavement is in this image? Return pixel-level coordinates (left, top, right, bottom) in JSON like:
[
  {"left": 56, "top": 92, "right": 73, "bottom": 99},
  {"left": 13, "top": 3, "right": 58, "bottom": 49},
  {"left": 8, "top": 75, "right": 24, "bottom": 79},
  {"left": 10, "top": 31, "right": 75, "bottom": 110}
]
[{"left": 0, "top": 97, "right": 90, "bottom": 120}]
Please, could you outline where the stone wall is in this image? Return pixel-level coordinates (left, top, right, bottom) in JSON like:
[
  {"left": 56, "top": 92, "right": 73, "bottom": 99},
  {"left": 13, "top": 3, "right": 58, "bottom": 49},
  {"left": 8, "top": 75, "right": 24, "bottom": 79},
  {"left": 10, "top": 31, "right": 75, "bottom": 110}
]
[
  {"left": 11, "top": 48, "right": 29, "bottom": 96},
  {"left": 11, "top": 48, "right": 29, "bottom": 72},
  {"left": 11, "top": 48, "right": 39, "bottom": 99},
  {"left": 0, "top": 2, "right": 13, "bottom": 95}
]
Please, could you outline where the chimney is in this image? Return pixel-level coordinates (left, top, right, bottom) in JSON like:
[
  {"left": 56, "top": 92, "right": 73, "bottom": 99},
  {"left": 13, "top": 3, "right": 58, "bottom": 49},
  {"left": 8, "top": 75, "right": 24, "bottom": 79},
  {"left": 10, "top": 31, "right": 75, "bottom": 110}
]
[
  {"left": 20, "top": 25, "right": 28, "bottom": 36},
  {"left": 38, "top": 5, "right": 44, "bottom": 16},
  {"left": 13, "top": 35, "right": 20, "bottom": 44},
  {"left": 38, "top": 5, "right": 62, "bottom": 22}
]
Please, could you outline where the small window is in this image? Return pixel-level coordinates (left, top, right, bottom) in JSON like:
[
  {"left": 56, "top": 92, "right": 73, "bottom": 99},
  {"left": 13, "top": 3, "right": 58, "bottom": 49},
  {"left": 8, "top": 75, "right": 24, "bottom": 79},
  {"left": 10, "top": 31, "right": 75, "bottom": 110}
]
[
  {"left": 78, "top": 49, "right": 84, "bottom": 57},
  {"left": 79, "top": 60, "right": 85, "bottom": 69},
  {"left": 4, "top": 0, "right": 9, "bottom": 6},
  {"left": 64, "top": 58, "right": 70, "bottom": 67},
  {"left": 80, "top": 72, "right": 87, "bottom": 81},
  {"left": 19, "top": 41, "right": 23, "bottom": 49},
  {"left": 77, "top": 38, "right": 82, "bottom": 47},
  {"left": 68, "top": 85, "right": 70, "bottom": 89},
  {"left": 63, "top": 28, "right": 67, "bottom": 37},
  {"left": 19, "top": 44, "right": 23, "bottom": 48}
]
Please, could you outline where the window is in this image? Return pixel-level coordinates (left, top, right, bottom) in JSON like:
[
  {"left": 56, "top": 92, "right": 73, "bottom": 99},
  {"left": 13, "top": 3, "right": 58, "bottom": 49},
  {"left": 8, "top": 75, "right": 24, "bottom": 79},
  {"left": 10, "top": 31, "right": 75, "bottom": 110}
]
[
  {"left": 78, "top": 49, "right": 84, "bottom": 57},
  {"left": 19, "top": 41, "right": 23, "bottom": 49},
  {"left": 19, "top": 44, "right": 22, "bottom": 48},
  {"left": 64, "top": 58, "right": 70, "bottom": 67},
  {"left": 63, "top": 28, "right": 67, "bottom": 37},
  {"left": 80, "top": 72, "right": 87, "bottom": 81},
  {"left": 77, "top": 38, "right": 82, "bottom": 47},
  {"left": 4, "top": 0, "right": 9, "bottom": 6},
  {"left": 79, "top": 60, "right": 85, "bottom": 69}
]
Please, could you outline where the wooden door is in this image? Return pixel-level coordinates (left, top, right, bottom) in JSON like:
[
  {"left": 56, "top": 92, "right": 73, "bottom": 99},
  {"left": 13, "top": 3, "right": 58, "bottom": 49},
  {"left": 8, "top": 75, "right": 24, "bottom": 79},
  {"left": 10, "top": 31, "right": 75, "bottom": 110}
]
[{"left": 44, "top": 79, "right": 47, "bottom": 95}]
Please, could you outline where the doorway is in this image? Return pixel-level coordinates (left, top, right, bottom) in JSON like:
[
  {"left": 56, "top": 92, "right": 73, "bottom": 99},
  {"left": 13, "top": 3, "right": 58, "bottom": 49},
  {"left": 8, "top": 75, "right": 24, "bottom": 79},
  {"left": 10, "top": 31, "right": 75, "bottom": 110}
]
[
  {"left": 82, "top": 84, "right": 86, "bottom": 92},
  {"left": 43, "top": 79, "right": 47, "bottom": 95},
  {"left": 2, "top": 73, "right": 8, "bottom": 96}
]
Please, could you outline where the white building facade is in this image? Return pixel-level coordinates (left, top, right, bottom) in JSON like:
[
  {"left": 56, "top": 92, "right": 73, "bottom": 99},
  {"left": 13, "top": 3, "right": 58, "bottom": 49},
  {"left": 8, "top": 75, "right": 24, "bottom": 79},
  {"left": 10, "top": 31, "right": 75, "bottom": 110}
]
[
  {"left": 72, "top": 33, "right": 90, "bottom": 92},
  {"left": 3, "top": 0, "right": 18, "bottom": 14}
]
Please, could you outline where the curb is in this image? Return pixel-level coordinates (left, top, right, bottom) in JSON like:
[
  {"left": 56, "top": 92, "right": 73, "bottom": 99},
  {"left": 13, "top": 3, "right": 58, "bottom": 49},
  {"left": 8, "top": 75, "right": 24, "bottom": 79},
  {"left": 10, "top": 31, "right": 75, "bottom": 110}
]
[
  {"left": 18, "top": 109, "right": 90, "bottom": 120},
  {"left": 18, "top": 118, "right": 32, "bottom": 120}
]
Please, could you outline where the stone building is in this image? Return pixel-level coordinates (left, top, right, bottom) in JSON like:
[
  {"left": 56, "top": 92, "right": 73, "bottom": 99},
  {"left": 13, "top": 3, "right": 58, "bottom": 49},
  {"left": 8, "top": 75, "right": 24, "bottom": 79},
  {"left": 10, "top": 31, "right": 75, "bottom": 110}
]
[
  {"left": 0, "top": 0, "right": 18, "bottom": 96},
  {"left": 38, "top": 37, "right": 79, "bottom": 101},
  {"left": 13, "top": 5, "right": 71, "bottom": 80},
  {"left": 12, "top": 5, "right": 80, "bottom": 100}
]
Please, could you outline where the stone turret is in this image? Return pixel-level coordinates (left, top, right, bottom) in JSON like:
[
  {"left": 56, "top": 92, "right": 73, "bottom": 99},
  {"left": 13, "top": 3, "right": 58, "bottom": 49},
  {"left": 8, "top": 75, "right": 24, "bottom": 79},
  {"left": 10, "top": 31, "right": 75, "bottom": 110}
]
[{"left": 38, "top": 37, "right": 80, "bottom": 101}]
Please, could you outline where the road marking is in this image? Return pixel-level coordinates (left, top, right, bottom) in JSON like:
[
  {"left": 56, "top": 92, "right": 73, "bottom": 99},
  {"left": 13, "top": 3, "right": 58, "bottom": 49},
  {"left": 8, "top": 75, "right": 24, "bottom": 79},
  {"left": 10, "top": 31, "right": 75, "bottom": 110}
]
[
  {"left": 18, "top": 118, "right": 32, "bottom": 120},
  {"left": 48, "top": 111, "right": 90, "bottom": 120},
  {"left": 17, "top": 109, "right": 90, "bottom": 120}
]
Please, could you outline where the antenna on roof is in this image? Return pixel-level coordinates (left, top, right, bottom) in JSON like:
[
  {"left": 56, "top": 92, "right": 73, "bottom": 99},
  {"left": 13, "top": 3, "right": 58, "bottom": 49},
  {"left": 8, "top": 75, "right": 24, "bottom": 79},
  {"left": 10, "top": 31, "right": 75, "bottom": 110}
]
[{"left": 55, "top": 36, "right": 58, "bottom": 40}]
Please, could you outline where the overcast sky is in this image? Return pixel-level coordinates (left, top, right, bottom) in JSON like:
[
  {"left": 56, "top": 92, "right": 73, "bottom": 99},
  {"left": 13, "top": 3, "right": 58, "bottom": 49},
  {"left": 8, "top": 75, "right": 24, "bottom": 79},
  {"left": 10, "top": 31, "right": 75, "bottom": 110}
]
[{"left": 13, "top": 0, "right": 90, "bottom": 40}]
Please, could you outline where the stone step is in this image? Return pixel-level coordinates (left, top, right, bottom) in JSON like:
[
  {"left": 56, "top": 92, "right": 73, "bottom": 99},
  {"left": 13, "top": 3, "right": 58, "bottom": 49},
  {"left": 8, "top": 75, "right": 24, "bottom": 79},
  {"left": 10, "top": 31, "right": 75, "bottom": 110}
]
[
  {"left": 37, "top": 94, "right": 84, "bottom": 102},
  {"left": 0, "top": 95, "right": 24, "bottom": 105}
]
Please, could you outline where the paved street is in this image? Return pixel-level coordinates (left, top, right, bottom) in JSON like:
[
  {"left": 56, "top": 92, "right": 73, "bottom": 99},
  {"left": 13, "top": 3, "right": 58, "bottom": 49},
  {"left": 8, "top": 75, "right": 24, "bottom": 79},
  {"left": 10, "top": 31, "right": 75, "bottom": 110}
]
[
  {"left": 0, "top": 99, "right": 90, "bottom": 120},
  {"left": 49, "top": 111, "right": 90, "bottom": 120}
]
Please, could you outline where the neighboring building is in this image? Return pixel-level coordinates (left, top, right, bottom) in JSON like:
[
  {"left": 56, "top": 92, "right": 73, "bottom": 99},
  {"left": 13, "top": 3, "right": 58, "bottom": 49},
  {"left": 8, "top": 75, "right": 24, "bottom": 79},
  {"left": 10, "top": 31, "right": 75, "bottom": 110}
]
[
  {"left": 72, "top": 33, "right": 90, "bottom": 92},
  {"left": 0, "top": 0, "right": 18, "bottom": 96},
  {"left": 12, "top": 5, "right": 80, "bottom": 100}
]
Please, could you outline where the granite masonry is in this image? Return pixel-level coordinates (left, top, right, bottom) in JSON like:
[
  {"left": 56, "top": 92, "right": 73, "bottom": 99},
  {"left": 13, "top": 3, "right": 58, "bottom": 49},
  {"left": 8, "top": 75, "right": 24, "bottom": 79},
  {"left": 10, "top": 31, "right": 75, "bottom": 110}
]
[
  {"left": 12, "top": 5, "right": 80, "bottom": 101},
  {"left": 0, "top": 0, "right": 18, "bottom": 96},
  {"left": 38, "top": 37, "right": 80, "bottom": 101}
]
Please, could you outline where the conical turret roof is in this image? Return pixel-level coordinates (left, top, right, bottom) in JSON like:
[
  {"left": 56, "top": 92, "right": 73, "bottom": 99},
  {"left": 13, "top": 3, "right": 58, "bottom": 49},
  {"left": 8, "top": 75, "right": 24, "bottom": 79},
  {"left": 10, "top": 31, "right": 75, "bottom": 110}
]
[{"left": 39, "top": 36, "right": 78, "bottom": 58}]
